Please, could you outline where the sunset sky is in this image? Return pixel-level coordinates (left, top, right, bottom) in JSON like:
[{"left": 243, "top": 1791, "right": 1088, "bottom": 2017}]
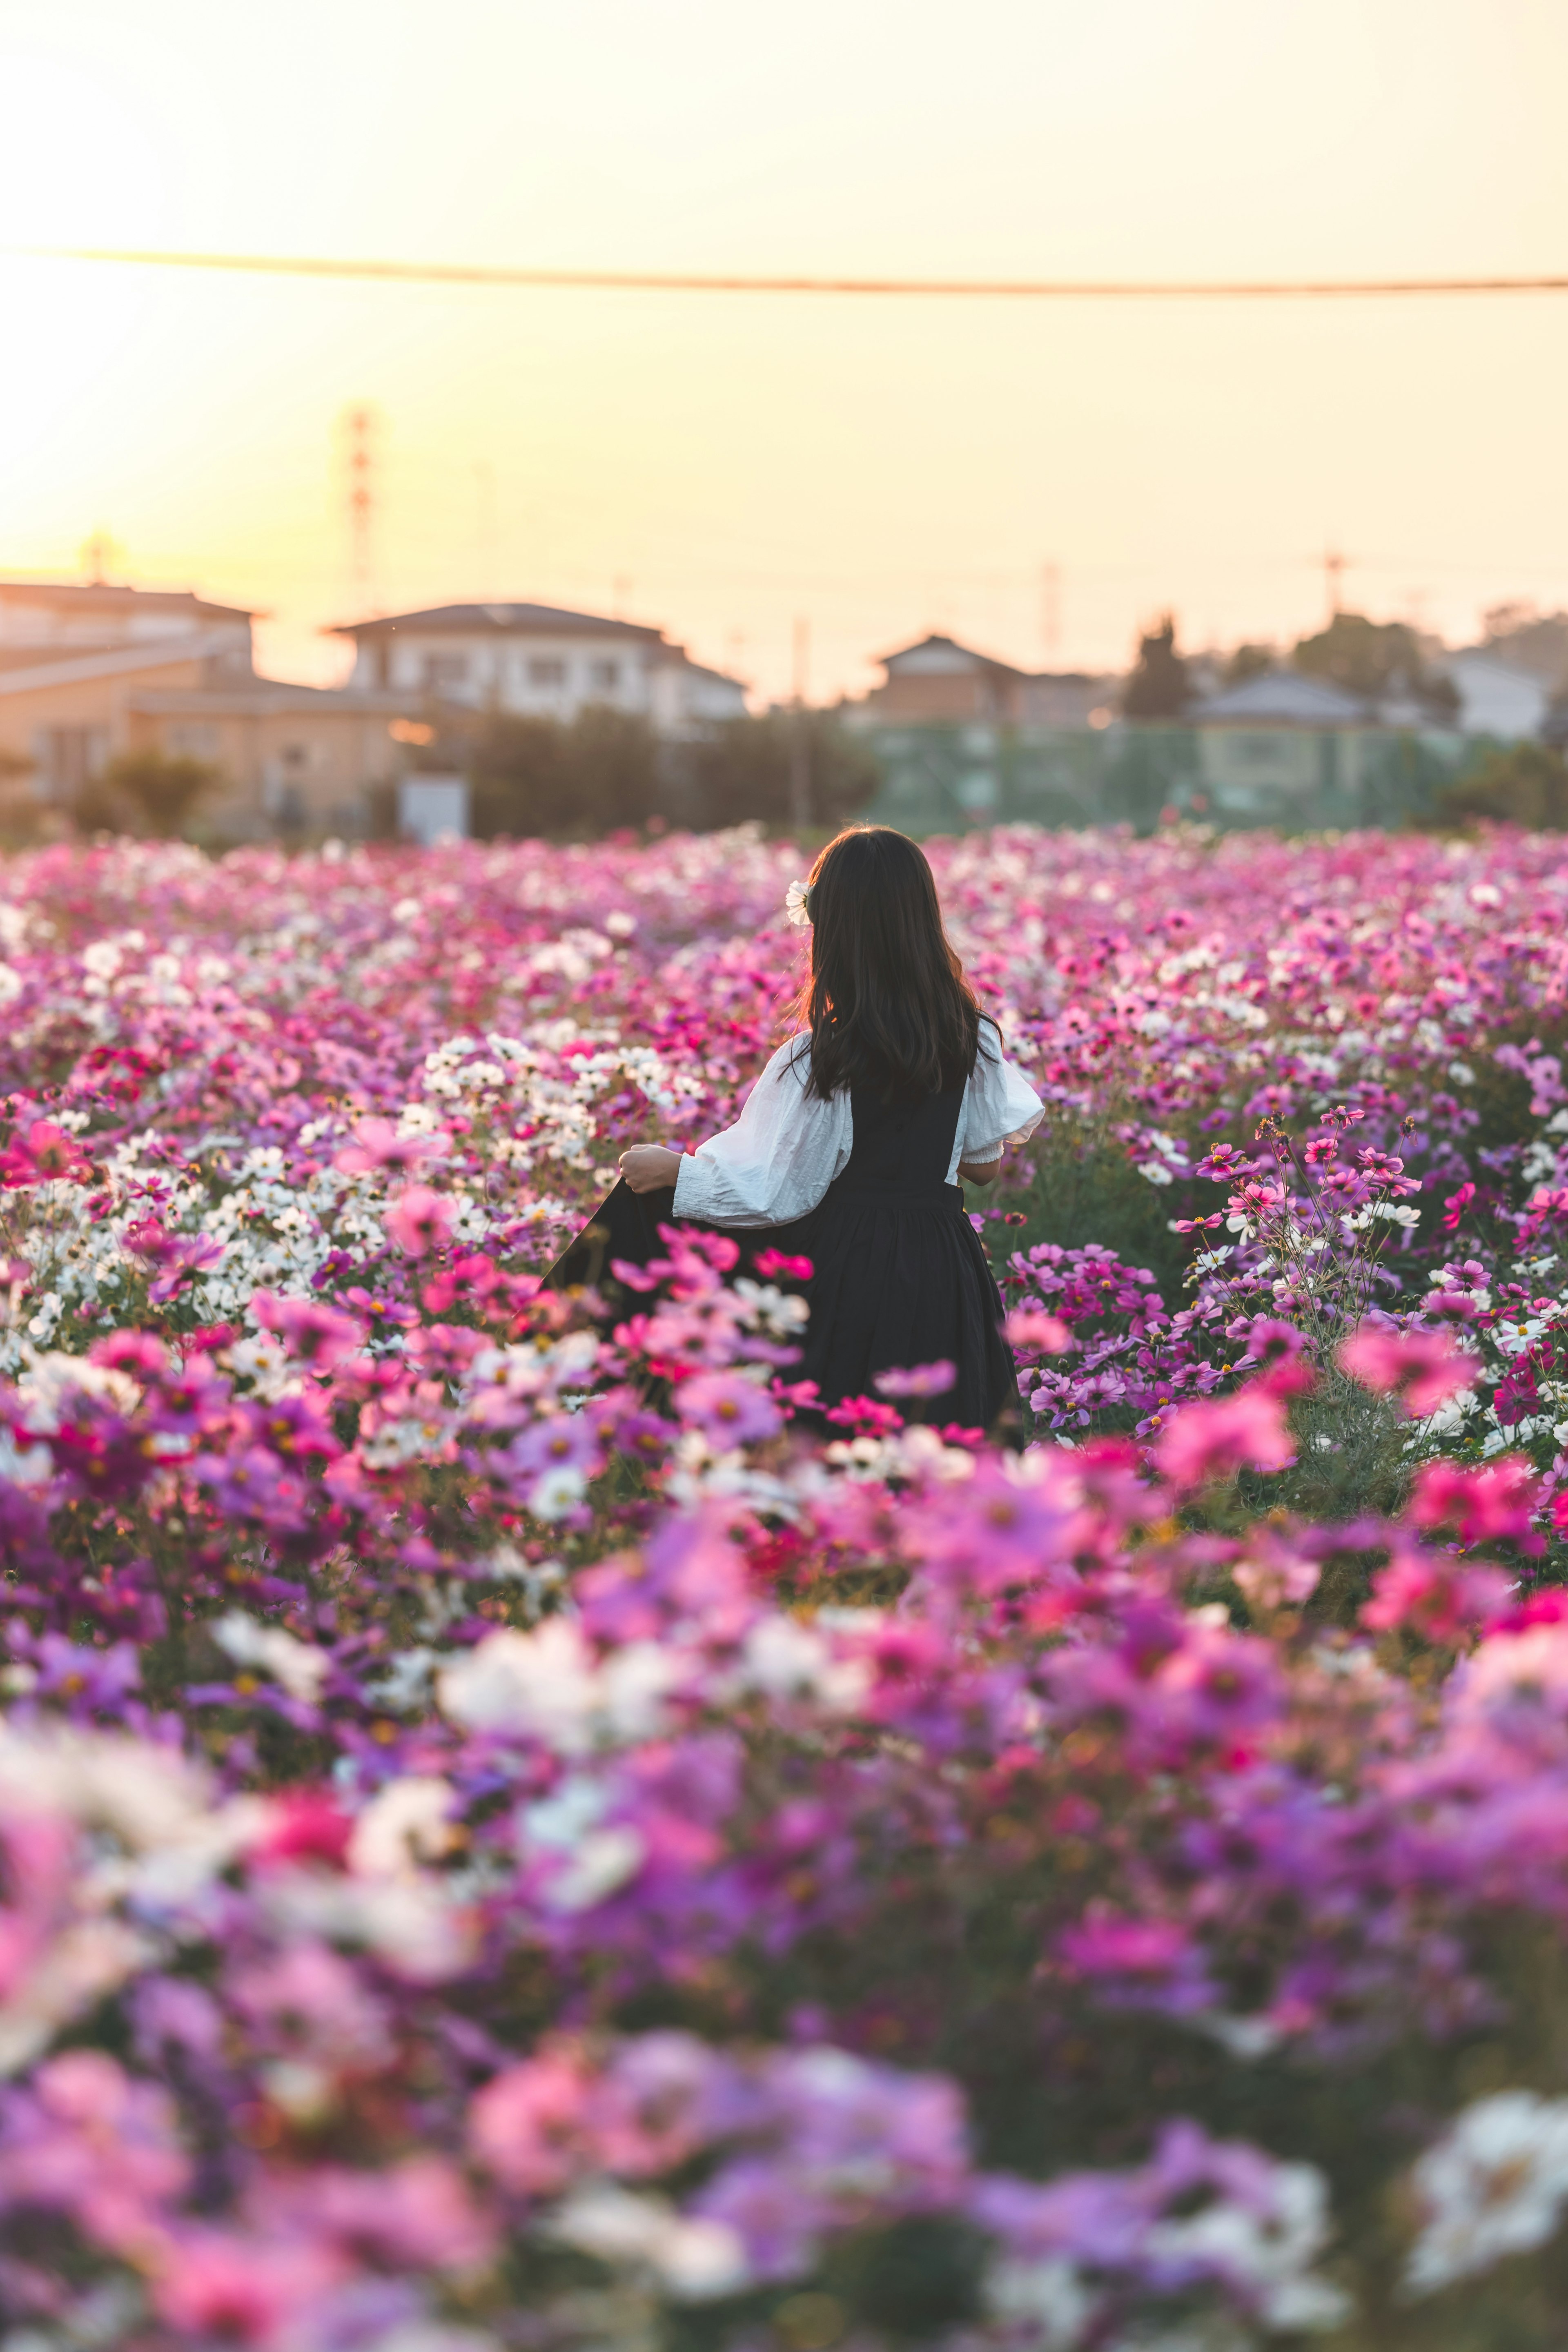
[{"left": 4, "top": 0, "right": 1568, "bottom": 701}]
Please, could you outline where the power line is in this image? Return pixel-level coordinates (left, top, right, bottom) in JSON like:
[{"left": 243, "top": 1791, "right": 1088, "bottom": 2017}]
[{"left": 10, "top": 245, "right": 1568, "bottom": 299}]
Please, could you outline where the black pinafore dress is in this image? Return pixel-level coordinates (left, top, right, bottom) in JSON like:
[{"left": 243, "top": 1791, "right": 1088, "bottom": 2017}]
[{"left": 546, "top": 1079, "right": 1016, "bottom": 1433}]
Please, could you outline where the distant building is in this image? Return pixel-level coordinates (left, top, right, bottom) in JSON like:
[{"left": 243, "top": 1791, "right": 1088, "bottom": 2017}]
[
  {"left": 0, "top": 580, "right": 411, "bottom": 836},
  {"left": 849, "top": 633, "right": 1116, "bottom": 731},
  {"left": 1179, "top": 665, "right": 1469, "bottom": 825},
  {"left": 1443, "top": 649, "right": 1549, "bottom": 742},
  {"left": 332, "top": 602, "right": 747, "bottom": 733},
  {"left": 855, "top": 635, "right": 1033, "bottom": 726},
  {"left": 1192, "top": 669, "right": 1368, "bottom": 727}
]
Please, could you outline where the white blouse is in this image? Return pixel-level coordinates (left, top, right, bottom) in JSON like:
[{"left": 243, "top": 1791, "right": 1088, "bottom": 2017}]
[{"left": 671, "top": 1022, "right": 1045, "bottom": 1229}]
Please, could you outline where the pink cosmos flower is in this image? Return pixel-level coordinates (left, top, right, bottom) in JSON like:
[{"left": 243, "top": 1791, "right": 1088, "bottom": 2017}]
[
  {"left": 873, "top": 1361, "right": 957, "bottom": 1399},
  {"left": 152, "top": 2229, "right": 342, "bottom": 2343},
  {"left": 1408, "top": 1455, "right": 1542, "bottom": 1549},
  {"left": 1153, "top": 1384, "right": 1294, "bottom": 1489},
  {"left": 1336, "top": 1322, "right": 1480, "bottom": 1417},
  {"left": 824, "top": 1395, "right": 903, "bottom": 1437},
  {"left": 251, "top": 1290, "right": 367, "bottom": 1368},
  {"left": 1004, "top": 1310, "right": 1072, "bottom": 1353},
  {"left": 675, "top": 1371, "right": 782, "bottom": 1447},
  {"left": 0, "top": 1120, "right": 93, "bottom": 1188},
  {"left": 753, "top": 1248, "right": 813, "bottom": 1282},
  {"left": 1243, "top": 1317, "right": 1315, "bottom": 1396},
  {"left": 148, "top": 1234, "right": 226, "bottom": 1305},
  {"left": 1361, "top": 1545, "right": 1510, "bottom": 1643},
  {"left": 469, "top": 2050, "right": 592, "bottom": 2194},
  {"left": 1057, "top": 1913, "right": 1216, "bottom": 2012},
  {"left": 383, "top": 1184, "right": 454, "bottom": 1259},
  {"left": 333, "top": 1115, "right": 448, "bottom": 1175}
]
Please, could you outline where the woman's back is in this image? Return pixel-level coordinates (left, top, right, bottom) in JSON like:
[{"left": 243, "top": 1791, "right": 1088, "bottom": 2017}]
[{"left": 834, "top": 1080, "right": 965, "bottom": 1196}]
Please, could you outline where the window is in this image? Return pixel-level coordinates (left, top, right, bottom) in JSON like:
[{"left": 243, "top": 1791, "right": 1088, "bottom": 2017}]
[
  {"left": 423, "top": 653, "right": 468, "bottom": 692},
  {"left": 588, "top": 658, "right": 619, "bottom": 693},
  {"left": 528, "top": 656, "right": 566, "bottom": 688}
]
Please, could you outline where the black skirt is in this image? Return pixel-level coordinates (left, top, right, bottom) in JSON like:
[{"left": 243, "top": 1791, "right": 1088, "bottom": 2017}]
[{"left": 543, "top": 1080, "right": 1016, "bottom": 1433}]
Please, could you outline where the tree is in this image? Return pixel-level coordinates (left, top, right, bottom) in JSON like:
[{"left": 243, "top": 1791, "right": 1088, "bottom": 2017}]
[
  {"left": 1121, "top": 616, "right": 1192, "bottom": 720},
  {"left": 79, "top": 751, "right": 218, "bottom": 838},
  {"left": 678, "top": 711, "right": 882, "bottom": 833},
  {"left": 467, "top": 707, "right": 663, "bottom": 840},
  {"left": 1480, "top": 602, "right": 1568, "bottom": 686},
  {"left": 1225, "top": 643, "right": 1275, "bottom": 687},
  {"left": 1433, "top": 742, "right": 1568, "bottom": 831},
  {"left": 1292, "top": 612, "right": 1459, "bottom": 719},
  {"left": 464, "top": 706, "right": 882, "bottom": 840}
]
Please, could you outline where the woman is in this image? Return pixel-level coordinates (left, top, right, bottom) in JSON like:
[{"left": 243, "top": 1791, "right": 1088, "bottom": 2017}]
[{"left": 552, "top": 826, "right": 1043, "bottom": 1430}]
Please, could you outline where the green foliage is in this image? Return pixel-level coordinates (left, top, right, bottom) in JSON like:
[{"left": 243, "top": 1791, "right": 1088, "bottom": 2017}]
[
  {"left": 1225, "top": 641, "right": 1276, "bottom": 686},
  {"left": 468, "top": 706, "right": 663, "bottom": 839},
  {"left": 1121, "top": 614, "right": 1192, "bottom": 720},
  {"left": 1480, "top": 600, "right": 1568, "bottom": 686},
  {"left": 79, "top": 750, "right": 218, "bottom": 839},
  {"left": 988, "top": 1103, "right": 1195, "bottom": 1298},
  {"left": 1434, "top": 741, "right": 1568, "bottom": 832},
  {"left": 679, "top": 709, "right": 882, "bottom": 831},
  {"left": 457, "top": 705, "right": 883, "bottom": 841},
  {"left": 1293, "top": 611, "right": 1459, "bottom": 718}
]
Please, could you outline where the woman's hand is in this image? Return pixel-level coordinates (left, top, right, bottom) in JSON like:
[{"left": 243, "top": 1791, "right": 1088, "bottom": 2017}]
[{"left": 619, "top": 1144, "right": 683, "bottom": 1195}]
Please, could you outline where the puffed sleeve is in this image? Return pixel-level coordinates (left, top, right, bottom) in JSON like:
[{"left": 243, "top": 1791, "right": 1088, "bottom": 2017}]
[
  {"left": 672, "top": 1038, "right": 852, "bottom": 1227},
  {"left": 958, "top": 1023, "right": 1045, "bottom": 1166}
]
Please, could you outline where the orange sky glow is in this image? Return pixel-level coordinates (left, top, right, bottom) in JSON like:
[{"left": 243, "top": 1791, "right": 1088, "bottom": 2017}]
[{"left": 3, "top": 0, "right": 1568, "bottom": 702}]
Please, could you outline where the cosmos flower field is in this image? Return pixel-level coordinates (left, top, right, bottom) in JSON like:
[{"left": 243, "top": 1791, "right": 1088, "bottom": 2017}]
[{"left": 4, "top": 822, "right": 1568, "bottom": 2349}]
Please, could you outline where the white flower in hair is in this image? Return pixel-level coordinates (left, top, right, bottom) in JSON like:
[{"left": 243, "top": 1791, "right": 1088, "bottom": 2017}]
[{"left": 785, "top": 878, "right": 812, "bottom": 928}]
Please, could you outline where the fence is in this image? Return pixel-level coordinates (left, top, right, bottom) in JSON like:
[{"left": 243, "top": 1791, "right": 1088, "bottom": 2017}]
[{"left": 859, "top": 721, "right": 1494, "bottom": 835}]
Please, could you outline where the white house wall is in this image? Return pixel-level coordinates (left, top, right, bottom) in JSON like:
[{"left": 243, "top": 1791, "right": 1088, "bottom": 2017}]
[
  {"left": 360, "top": 632, "right": 653, "bottom": 718},
  {"left": 354, "top": 630, "right": 745, "bottom": 732}
]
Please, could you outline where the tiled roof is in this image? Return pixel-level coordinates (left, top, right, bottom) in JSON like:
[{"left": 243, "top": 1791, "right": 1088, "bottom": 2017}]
[
  {"left": 330, "top": 602, "right": 666, "bottom": 645},
  {"left": 1193, "top": 669, "right": 1368, "bottom": 725}
]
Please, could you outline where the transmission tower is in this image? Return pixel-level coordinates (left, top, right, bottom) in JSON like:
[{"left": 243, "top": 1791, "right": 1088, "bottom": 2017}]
[{"left": 342, "top": 404, "right": 379, "bottom": 609}]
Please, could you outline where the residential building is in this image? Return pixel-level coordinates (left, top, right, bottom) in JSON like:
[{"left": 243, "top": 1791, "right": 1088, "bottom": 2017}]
[
  {"left": 1182, "top": 667, "right": 1463, "bottom": 824},
  {"left": 0, "top": 580, "right": 413, "bottom": 837},
  {"left": 332, "top": 602, "right": 747, "bottom": 733},
  {"left": 1443, "top": 649, "right": 1550, "bottom": 741},
  {"left": 848, "top": 633, "right": 1116, "bottom": 730},
  {"left": 852, "top": 634, "right": 1031, "bottom": 726}
]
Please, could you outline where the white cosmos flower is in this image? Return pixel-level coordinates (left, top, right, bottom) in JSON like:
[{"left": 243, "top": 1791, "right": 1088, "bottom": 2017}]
[
  {"left": 349, "top": 1775, "right": 458, "bottom": 1878},
  {"left": 439, "top": 1621, "right": 679, "bottom": 1752},
  {"left": 549, "top": 2184, "right": 748, "bottom": 2300},
  {"left": 213, "top": 1612, "right": 328, "bottom": 1706},
  {"left": 1405, "top": 2091, "right": 1568, "bottom": 2293}
]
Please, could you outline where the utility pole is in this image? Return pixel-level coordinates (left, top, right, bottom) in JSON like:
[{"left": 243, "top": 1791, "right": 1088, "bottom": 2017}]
[
  {"left": 1323, "top": 545, "right": 1347, "bottom": 625},
  {"left": 343, "top": 405, "right": 379, "bottom": 611},
  {"left": 79, "top": 531, "right": 115, "bottom": 585},
  {"left": 788, "top": 615, "right": 811, "bottom": 837}
]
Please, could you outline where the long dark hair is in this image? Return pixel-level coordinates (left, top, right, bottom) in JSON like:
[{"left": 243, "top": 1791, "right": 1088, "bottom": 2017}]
[{"left": 791, "top": 826, "right": 989, "bottom": 1100}]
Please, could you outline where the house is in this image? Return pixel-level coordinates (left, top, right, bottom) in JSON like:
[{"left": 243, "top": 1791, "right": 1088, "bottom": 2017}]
[
  {"left": 0, "top": 580, "right": 414, "bottom": 837},
  {"left": 1192, "top": 669, "right": 1369, "bottom": 728},
  {"left": 1186, "top": 666, "right": 1461, "bottom": 824},
  {"left": 849, "top": 633, "right": 1117, "bottom": 731},
  {"left": 331, "top": 602, "right": 747, "bottom": 733},
  {"left": 852, "top": 634, "right": 1033, "bottom": 727},
  {"left": 1017, "top": 671, "right": 1119, "bottom": 728},
  {"left": 1443, "top": 649, "right": 1550, "bottom": 742}
]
